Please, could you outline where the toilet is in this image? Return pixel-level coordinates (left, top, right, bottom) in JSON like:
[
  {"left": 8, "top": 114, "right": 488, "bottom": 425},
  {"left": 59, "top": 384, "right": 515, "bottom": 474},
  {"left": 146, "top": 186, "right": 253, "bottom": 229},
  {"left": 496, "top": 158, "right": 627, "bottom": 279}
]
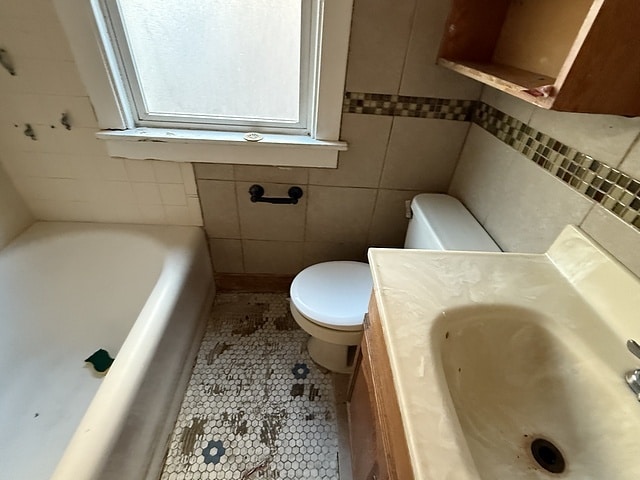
[{"left": 289, "top": 193, "right": 501, "bottom": 373}]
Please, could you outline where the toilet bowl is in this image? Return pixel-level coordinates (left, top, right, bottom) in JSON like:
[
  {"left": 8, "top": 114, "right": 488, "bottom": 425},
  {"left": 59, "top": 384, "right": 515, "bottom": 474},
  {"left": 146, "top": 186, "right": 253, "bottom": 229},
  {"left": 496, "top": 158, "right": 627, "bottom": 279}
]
[
  {"left": 290, "top": 193, "right": 501, "bottom": 372},
  {"left": 290, "top": 261, "right": 372, "bottom": 373}
]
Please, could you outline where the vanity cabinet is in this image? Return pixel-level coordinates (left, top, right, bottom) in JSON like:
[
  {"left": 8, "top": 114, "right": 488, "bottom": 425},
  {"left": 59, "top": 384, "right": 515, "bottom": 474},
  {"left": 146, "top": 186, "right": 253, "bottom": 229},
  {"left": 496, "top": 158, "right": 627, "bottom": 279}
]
[
  {"left": 438, "top": 0, "right": 640, "bottom": 116},
  {"left": 347, "top": 296, "right": 414, "bottom": 480}
]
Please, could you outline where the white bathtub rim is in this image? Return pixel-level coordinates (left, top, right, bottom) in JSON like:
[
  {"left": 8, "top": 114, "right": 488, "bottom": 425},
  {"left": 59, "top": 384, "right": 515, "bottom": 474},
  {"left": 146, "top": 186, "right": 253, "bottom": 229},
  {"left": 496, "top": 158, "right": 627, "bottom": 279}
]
[
  {"left": 1, "top": 220, "right": 202, "bottom": 249},
  {"left": 47, "top": 225, "right": 210, "bottom": 480},
  {"left": 51, "top": 253, "right": 190, "bottom": 479},
  {"left": 142, "top": 285, "right": 214, "bottom": 480}
]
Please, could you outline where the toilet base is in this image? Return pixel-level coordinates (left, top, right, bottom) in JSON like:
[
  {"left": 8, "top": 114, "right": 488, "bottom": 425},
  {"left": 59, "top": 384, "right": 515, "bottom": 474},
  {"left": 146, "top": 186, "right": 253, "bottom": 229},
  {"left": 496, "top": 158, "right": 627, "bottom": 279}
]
[
  {"left": 307, "top": 336, "right": 357, "bottom": 374},
  {"left": 289, "top": 300, "right": 362, "bottom": 373}
]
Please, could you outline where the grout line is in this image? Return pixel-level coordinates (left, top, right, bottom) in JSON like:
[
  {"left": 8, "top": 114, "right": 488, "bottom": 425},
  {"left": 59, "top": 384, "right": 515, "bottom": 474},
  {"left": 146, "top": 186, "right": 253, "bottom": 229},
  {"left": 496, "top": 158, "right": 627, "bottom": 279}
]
[
  {"left": 620, "top": 130, "right": 640, "bottom": 167},
  {"left": 370, "top": 113, "right": 395, "bottom": 246},
  {"left": 396, "top": 0, "right": 420, "bottom": 96},
  {"left": 376, "top": 116, "right": 395, "bottom": 190},
  {"left": 302, "top": 179, "right": 311, "bottom": 252}
]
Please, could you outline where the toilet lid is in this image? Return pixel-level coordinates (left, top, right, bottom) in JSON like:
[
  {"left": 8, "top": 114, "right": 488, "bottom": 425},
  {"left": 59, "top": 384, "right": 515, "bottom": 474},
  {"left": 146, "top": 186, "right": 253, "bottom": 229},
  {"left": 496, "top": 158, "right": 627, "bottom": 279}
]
[{"left": 290, "top": 261, "right": 373, "bottom": 331}]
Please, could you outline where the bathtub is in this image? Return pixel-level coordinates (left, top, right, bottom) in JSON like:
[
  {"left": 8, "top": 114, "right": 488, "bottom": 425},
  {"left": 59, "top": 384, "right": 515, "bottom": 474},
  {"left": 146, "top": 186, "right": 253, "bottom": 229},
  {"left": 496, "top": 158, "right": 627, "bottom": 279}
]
[{"left": 0, "top": 222, "right": 214, "bottom": 480}]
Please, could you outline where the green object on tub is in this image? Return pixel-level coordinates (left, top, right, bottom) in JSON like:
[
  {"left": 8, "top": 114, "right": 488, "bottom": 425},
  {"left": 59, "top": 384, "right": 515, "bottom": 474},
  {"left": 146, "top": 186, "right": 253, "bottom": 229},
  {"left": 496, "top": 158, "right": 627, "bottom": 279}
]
[{"left": 85, "top": 349, "right": 114, "bottom": 373}]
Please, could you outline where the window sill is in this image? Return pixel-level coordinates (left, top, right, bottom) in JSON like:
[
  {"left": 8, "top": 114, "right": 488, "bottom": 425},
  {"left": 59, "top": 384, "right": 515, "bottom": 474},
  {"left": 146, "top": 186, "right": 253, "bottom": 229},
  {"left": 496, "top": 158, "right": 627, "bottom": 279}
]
[{"left": 96, "top": 128, "right": 348, "bottom": 168}]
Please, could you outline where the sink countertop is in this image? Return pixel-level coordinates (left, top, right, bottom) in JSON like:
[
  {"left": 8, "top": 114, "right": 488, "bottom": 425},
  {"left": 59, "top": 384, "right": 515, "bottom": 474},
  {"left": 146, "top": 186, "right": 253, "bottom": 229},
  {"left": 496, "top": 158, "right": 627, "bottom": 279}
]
[{"left": 367, "top": 226, "right": 640, "bottom": 480}]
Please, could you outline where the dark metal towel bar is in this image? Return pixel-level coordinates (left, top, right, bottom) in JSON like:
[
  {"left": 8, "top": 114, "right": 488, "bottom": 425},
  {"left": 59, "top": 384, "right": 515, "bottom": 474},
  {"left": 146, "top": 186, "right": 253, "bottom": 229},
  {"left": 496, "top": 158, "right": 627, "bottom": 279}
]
[{"left": 249, "top": 184, "right": 303, "bottom": 205}]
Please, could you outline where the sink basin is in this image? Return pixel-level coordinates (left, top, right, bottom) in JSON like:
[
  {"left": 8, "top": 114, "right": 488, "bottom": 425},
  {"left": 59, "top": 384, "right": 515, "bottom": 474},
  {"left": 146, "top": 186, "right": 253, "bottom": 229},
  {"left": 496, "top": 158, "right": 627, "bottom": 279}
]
[
  {"left": 434, "top": 305, "right": 640, "bottom": 479},
  {"left": 368, "top": 226, "right": 640, "bottom": 480}
]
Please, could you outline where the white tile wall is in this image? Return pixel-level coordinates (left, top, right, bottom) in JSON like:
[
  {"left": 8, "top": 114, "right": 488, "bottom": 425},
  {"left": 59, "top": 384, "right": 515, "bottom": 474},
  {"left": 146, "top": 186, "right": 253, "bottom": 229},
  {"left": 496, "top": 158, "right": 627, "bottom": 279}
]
[
  {"left": 479, "top": 88, "right": 535, "bottom": 125},
  {"left": 345, "top": 0, "right": 416, "bottom": 93},
  {"left": 242, "top": 239, "right": 305, "bottom": 274},
  {"left": 236, "top": 181, "right": 307, "bottom": 242},
  {"left": 197, "top": 160, "right": 432, "bottom": 272},
  {"left": 582, "top": 206, "right": 640, "bottom": 278},
  {"left": 449, "top": 125, "right": 517, "bottom": 225},
  {"left": 2, "top": 152, "right": 202, "bottom": 225},
  {"left": 0, "top": 1, "right": 202, "bottom": 226},
  {"left": 0, "top": 161, "right": 33, "bottom": 249},
  {"left": 305, "top": 186, "right": 378, "bottom": 243},
  {"left": 399, "top": 0, "right": 481, "bottom": 99},
  {"left": 451, "top": 88, "right": 640, "bottom": 277},
  {"left": 452, "top": 125, "right": 615, "bottom": 253},
  {"left": 380, "top": 117, "right": 469, "bottom": 190},
  {"left": 208, "top": 238, "right": 244, "bottom": 273},
  {"left": 481, "top": 147, "right": 594, "bottom": 253},
  {"left": 309, "top": 113, "right": 392, "bottom": 188},
  {"left": 0, "top": 94, "right": 98, "bottom": 128},
  {"left": 369, "top": 189, "right": 422, "bottom": 246},
  {"left": 0, "top": 59, "right": 87, "bottom": 97},
  {"left": 619, "top": 135, "right": 640, "bottom": 180}
]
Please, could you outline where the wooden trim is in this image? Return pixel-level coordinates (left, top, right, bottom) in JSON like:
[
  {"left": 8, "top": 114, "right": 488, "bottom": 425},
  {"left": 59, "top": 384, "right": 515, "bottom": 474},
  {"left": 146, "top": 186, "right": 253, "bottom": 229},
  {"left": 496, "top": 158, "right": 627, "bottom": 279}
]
[
  {"left": 214, "top": 273, "right": 294, "bottom": 292},
  {"left": 437, "top": 59, "right": 556, "bottom": 109},
  {"left": 364, "top": 295, "right": 414, "bottom": 480},
  {"left": 553, "top": 0, "right": 640, "bottom": 115},
  {"left": 438, "top": 59, "right": 556, "bottom": 91},
  {"left": 347, "top": 345, "right": 379, "bottom": 480},
  {"left": 551, "top": 0, "right": 605, "bottom": 86}
]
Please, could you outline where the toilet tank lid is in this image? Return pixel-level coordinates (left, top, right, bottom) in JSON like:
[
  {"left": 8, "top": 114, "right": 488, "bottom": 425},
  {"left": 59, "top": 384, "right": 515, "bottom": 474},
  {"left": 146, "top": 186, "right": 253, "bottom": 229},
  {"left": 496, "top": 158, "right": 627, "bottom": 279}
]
[
  {"left": 290, "top": 261, "right": 373, "bottom": 329},
  {"left": 410, "top": 194, "right": 501, "bottom": 252}
]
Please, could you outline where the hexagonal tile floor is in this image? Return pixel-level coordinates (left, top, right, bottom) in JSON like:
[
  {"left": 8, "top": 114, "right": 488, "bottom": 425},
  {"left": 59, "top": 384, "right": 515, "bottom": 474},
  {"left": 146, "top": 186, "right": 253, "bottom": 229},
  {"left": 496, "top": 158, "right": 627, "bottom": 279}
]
[{"left": 160, "top": 293, "right": 341, "bottom": 479}]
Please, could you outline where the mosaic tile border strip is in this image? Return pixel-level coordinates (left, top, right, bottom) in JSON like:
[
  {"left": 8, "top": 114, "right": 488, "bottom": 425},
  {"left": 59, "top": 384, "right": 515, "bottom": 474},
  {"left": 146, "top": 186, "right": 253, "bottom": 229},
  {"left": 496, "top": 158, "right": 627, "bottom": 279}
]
[
  {"left": 344, "top": 90, "right": 640, "bottom": 231},
  {"left": 343, "top": 92, "right": 475, "bottom": 121},
  {"left": 473, "top": 102, "right": 640, "bottom": 231}
]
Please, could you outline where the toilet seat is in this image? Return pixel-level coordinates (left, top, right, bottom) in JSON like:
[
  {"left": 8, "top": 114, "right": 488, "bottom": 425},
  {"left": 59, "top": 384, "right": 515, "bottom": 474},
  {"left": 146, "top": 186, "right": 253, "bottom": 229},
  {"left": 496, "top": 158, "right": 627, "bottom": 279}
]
[{"left": 290, "top": 261, "right": 373, "bottom": 331}]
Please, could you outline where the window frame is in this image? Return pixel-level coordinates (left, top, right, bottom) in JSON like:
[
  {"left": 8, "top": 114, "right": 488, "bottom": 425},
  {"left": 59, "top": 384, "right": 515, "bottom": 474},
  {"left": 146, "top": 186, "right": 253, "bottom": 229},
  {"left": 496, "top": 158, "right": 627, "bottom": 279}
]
[
  {"left": 53, "top": 0, "right": 351, "bottom": 168},
  {"left": 100, "top": 0, "right": 315, "bottom": 135}
]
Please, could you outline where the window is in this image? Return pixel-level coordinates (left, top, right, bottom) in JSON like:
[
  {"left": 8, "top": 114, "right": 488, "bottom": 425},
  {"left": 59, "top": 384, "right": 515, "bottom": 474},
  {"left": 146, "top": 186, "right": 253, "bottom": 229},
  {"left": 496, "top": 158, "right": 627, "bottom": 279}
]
[
  {"left": 102, "top": 0, "right": 312, "bottom": 134},
  {"left": 54, "top": 0, "right": 352, "bottom": 167}
]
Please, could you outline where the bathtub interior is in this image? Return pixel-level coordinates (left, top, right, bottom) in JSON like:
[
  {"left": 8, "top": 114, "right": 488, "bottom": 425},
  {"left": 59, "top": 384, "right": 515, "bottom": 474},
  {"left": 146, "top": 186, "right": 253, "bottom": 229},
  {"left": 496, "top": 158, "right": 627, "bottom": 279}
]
[{"left": 0, "top": 222, "right": 206, "bottom": 480}]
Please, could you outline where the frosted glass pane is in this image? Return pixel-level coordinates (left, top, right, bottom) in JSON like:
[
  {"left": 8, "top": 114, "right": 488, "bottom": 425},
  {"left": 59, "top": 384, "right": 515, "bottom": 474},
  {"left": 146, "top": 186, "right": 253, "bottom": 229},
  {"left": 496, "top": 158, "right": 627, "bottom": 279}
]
[{"left": 116, "top": 0, "right": 301, "bottom": 123}]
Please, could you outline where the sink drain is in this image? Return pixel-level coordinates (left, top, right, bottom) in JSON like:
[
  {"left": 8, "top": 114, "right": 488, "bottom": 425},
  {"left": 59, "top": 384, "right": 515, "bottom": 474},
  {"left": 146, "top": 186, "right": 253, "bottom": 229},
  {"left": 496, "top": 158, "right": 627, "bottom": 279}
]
[{"left": 530, "top": 438, "right": 565, "bottom": 474}]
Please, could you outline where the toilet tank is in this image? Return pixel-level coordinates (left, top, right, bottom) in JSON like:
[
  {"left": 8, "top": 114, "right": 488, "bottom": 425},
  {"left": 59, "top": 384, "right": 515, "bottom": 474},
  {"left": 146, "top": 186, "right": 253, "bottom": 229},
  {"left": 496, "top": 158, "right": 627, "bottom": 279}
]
[{"left": 404, "top": 194, "right": 501, "bottom": 251}]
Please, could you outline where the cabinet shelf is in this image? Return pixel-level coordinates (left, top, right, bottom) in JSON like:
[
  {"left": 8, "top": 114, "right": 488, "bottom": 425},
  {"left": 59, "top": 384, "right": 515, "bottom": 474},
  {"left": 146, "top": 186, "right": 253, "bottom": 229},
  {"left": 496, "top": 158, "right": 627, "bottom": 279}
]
[
  {"left": 438, "top": 0, "right": 640, "bottom": 116},
  {"left": 438, "top": 59, "right": 556, "bottom": 106}
]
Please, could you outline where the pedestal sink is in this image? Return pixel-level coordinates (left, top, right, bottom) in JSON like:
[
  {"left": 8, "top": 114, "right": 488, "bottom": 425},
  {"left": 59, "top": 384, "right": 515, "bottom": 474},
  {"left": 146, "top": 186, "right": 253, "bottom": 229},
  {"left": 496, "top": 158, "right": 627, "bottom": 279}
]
[{"left": 368, "top": 226, "right": 640, "bottom": 480}]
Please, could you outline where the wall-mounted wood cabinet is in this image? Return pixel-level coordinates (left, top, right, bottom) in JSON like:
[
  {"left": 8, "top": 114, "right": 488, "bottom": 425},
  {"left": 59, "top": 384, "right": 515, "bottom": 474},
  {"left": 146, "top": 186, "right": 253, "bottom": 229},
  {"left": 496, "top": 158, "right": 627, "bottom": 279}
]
[
  {"left": 347, "top": 298, "right": 414, "bottom": 480},
  {"left": 438, "top": 0, "right": 640, "bottom": 116}
]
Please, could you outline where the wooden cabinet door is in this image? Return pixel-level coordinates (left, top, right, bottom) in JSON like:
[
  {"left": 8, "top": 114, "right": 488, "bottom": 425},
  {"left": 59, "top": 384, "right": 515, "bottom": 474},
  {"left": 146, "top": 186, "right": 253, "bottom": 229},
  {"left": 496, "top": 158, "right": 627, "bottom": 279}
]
[
  {"left": 348, "top": 342, "right": 380, "bottom": 480},
  {"left": 348, "top": 297, "right": 414, "bottom": 480}
]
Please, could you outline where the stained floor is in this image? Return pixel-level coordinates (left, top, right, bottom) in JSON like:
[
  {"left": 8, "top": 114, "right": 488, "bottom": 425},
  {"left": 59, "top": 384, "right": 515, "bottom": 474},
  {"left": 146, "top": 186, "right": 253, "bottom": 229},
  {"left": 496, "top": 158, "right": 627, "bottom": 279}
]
[{"left": 161, "top": 293, "right": 346, "bottom": 480}]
